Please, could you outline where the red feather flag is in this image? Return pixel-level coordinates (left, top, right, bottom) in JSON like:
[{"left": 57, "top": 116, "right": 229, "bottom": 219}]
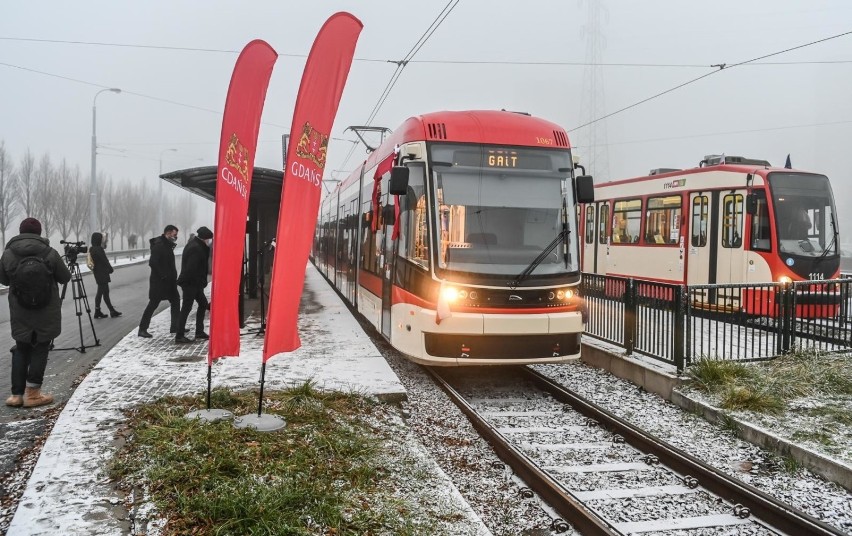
[{"left": 263, "top": 13, "right": 362, "bottom": 360}]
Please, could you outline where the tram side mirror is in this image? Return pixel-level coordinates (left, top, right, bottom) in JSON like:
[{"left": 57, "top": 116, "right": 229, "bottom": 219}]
[
  {"left": 575, "top": 175, "right": 595, "bottom": 203},
  {"left": 388, "top": 166, "right": 410, "bottom": 195},
  {"left": 382, "top": 204, "right": 396, "bottom": 226},
  {"left": 746, "top": 193, "right": 757, "bottom": 215}
]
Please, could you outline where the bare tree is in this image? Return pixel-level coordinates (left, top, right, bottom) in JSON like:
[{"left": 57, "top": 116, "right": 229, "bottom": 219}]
[
  {"left": 115, "top": 181, "right": 136, "bottom": 250},
  {"left": 17, "top": 149, "right": 35, "bottom": 217},
  {"left": 176, "top": 192, "right": 198, "bottom": 245},
  {"left": 0, "top": 141, "right": 18, "bottom": 244},
  {"left": 70, "top": 166, "right": 88, "bottom": 241},
  {"left": 134, "top": 182, "right": 157, "bottom": 246},
  {"left": 100, "top": 177, "right": 120, "bottom": 250},
  {"left": 31, "top": 153, "right": 59, "bottom": 239},
  {"left": 52, "top": 158, "right": 76, "bottom": 241}
]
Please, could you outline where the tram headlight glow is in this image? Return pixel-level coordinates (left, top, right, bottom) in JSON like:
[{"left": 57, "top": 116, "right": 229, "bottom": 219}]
[
  {"left": 441, "top": 286, "right": 460, "bottom": 302},
  {"left": 778, "top": 276, "right": 793, "bottom": 285},
  {"left": 557, "top": 290, "right": 564, "bottom": 300},
  {"left": 563, "top": 288, "right": 574, "bottom": 300},
  {"left": 548, "top": 291, "right": 555, "bottom": 300},
  {"left": 469, "top": 291, "right": 478, "bottom": 300}
]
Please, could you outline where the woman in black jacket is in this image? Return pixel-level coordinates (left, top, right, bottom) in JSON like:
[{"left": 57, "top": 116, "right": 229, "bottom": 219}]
[{"left": 90, "top": 232, "right": 121, "bottom": 319}]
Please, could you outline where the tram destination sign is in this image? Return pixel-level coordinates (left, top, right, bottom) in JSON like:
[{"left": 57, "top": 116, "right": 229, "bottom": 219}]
[{"left": 453, "top": 147, "right": 554, "bottom": 170}]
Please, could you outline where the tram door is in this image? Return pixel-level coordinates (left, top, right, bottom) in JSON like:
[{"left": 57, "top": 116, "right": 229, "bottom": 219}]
[
  {"left": 582, "top": 205, "right": 596, "bottom": 272},
  {"left": 687, "top": 194, "right": 710, "bottom": 287},
  {"left": 380, "top": 187, "right": 395, "bottom": 340},
  {"left": 596, "top": 202, "right": 609, "bottom": 275},
  {"left": 581, "top": 202, "right": 610, "bottom": 274},
  {"left": 714, "top": 191, "right": 747, "bottom": 309}
]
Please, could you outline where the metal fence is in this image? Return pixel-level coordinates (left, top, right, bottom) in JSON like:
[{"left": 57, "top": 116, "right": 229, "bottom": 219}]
[{"left": 581, "top": 273, "right": 852, "bottom": 372}]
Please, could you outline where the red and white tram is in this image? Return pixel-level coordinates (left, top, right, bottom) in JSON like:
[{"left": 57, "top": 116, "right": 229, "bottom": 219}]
[
  {"left": 313, "top": 110, "right": 594, "bottom": 365},
  {"left": 579, "top": 155, "right": 841, "bottom": 314}
]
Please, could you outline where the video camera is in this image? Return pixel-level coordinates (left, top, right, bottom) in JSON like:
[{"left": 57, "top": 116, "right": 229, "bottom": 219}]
[{"left": 60, "top": 240, "right": 88, "bottom": 264}]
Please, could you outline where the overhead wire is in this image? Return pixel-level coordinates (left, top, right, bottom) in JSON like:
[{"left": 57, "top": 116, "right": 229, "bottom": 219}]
[
  {"left": 568, "top": 30, "right": 852, "bottom": 132},
  {"left": 0, "top": 61, "right": 290, "bottom": 130},
  {"left": 336, "top": 0, "right": 460, "bottom": 175},
  {"left": 571, "top": 118, "right": 852, "bottom": 149},
  {"left": 3, "top": 36, "right": 848, "bottom": 67}
]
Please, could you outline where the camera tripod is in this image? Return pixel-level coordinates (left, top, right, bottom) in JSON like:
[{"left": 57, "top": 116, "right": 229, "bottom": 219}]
[{"left": 53, "top": 258, "right": 101, "bottom": 353}]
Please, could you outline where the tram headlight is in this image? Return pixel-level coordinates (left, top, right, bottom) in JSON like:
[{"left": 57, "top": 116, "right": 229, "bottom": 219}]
[
  {"left": 458, "top": 290, "right": 468, "bottom": 299},
  {"left": 563, "top": 288, "right": 574, "bottom": 300},
  {"left": 778, "top": 276, "right": 793, "bottom": 285},
  {"left": 441, "top": 286, "right": 460, "bottom": 302},
  {"left": 557, "top": 290, "right": 564, "bottom": 300}
]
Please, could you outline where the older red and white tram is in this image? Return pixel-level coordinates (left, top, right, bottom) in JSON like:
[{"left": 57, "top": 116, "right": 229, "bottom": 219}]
[
  {"left": 579, "top": 155, "right": 841, "bottom": 315},
  {"left": 313, "top": 110, "right": 594, "bottom": 365}
]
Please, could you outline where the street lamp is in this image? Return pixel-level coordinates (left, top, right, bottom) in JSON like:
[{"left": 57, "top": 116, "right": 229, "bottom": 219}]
[
  {"left": 89, "top": 87, "right": 121, "bottom": 238},
  {"left": 159, "top": 148, "right": 177, "bottom": 228}
]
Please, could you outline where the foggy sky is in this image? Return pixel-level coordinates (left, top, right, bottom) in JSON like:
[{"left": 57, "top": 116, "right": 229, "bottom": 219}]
[{"left": 2, "top": 1, "right": 850, "bottom": 235}]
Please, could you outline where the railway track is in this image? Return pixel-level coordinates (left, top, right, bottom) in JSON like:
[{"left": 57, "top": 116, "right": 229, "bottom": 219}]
[{"left": 427, "top": 366, "right": 845, "bottom": 536}]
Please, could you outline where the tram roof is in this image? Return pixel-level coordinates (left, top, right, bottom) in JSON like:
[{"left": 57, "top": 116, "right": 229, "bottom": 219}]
[
  {"left": 160, "top": 166, "right": 283, "bottom": 203},
  {"left": 336, "top": 110, "right": 572, "bottom": 193},
  {"left": 596, "top": 163, "right": 809, "bottom": 189}
]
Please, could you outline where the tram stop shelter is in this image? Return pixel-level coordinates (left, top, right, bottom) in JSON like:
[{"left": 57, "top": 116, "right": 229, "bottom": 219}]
[{"left": 160, "top": 166, "right": 283, "bottom": 325}]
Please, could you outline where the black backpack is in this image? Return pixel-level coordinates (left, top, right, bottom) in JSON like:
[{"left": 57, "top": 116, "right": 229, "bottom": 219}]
[{"left": 11, "top": 248, "right": 55, "bottom": 309}]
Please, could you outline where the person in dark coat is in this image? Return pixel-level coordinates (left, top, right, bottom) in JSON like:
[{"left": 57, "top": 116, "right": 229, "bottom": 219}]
[
  {"left": 0, "top": 218, "right": 72, "bottom": 408},
  {"left": 90, "top": 232, "right": 121, "bottom": 319},
  {"left": 175, "top": 226, "right": 213, "bottom": 343},
  {"left": 137, "top": 225, "right": 180, "bottom": 338}
]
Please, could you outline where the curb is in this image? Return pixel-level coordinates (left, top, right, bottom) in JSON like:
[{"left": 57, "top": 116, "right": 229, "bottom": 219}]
[
  {"left": 580, "top": 340, "right": 852, "bottom": 492},
  {"left": 671, "top": 389, "right": 852, "bottom": 492}
]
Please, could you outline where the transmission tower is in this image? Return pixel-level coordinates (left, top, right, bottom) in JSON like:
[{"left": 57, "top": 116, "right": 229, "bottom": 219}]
[{"left": 578, "top": 0, "right": 610, "bottom": 182}]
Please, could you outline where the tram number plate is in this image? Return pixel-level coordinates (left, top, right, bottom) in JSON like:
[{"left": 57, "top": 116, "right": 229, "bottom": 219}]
[{"left": 809, "top": 272, "right": 825, "bottom": 280}]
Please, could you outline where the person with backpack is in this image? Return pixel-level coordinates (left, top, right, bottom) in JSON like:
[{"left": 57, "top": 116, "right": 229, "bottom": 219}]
[
  {"left": 0, "top": 218, "right": 71, "bottom": 408},
  {"left": 137, "top": 225, "right": 180, "bottom": 338},
  {"left": 88, "top": 232, "right": 121, "bottom": 319}
]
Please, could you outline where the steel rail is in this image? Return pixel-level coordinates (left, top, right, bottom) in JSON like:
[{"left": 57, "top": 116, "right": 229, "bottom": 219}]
[
  {"left": 425, "top": 366, "right": 619, "bottom": 536},
  {"left": 522, "top": 367, "right": 846, "bottom": 536}
]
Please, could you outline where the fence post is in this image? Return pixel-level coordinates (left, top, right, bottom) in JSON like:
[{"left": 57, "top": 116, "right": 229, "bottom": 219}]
[
  {"left": 673, "top": 285, "right": 686, "bottom": 373},
  {"left": 624, "top": 278, "right": 636, "bottom": 355},
  {"left": 840, "top": 277, "right": 850, "bottom": 323},
  {"left": 780, "top": 282, "right": 793, "bottom": 354}
]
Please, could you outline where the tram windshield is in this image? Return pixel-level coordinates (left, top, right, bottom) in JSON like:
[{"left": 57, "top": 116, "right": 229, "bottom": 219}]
[
  {"left": 769, "top": 172, "right": 838, "bottom": 257},
  {"left": 429, "top": 144, "right": 579, "bottom": 278}
]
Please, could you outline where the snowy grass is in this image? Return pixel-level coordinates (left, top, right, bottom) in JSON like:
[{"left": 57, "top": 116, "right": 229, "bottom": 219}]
[
  {"left": 688, "top": 351, "right": 852, "bottom": 416},
  {"left": 109, "top": 384, "right": 435, "bottom": 536}
]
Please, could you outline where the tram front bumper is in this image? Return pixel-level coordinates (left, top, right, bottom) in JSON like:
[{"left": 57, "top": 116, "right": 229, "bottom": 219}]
[{"left": 418, "top": 309, "right": 584, "bottom": 361}]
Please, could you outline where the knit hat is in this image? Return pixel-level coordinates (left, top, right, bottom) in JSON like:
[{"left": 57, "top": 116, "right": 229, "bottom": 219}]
[
  {"left": 19, "top": 217, "right": 42, "bottom": 235},
  {"left": 196, "top": 226, "right": 213, "bottom": 240}
]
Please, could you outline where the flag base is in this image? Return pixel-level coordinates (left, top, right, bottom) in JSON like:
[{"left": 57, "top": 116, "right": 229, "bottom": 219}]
[
  {"left": 233, "top": 413, "right": 286, "bottom": 432},
  {"left": 186, "top": 409, "right": 234, "bottom": 423}
]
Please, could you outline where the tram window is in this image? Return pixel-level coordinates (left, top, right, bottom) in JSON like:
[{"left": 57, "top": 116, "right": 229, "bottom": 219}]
[
  {"left": 598, "top": 203, "right": 609, "bottom": 244},
  {"left": 722, "top": 194, "right": 744, "bottom": 248},
  {"left": 612, "top": 199, "right": 642, "bottom": 244},
  {"left": 585, "top": 206, "right": 595, "bottom": 244},
  {"left": 645, "top": 195, "right": 681, "bottom": 245},
  {"left": 691, "top": 196, "right": 708, "bottom": 247},
  {"left": 749, "top": 191, "right": 771, "bottom": 251},
  {"left": 404, "top": 164, "right": 430, "bottom": 269}
]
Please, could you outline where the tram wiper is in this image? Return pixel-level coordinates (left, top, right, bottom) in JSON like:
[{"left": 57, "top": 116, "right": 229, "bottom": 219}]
[
  {"left": 814, "top": 212, "right": 839, "bottom": 266},
  {"left": 509, "top": 228, "right": 567, "bottom": 289}
]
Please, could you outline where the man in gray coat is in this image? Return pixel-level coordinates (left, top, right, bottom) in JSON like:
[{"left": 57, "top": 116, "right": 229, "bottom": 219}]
[{"left": 0, "top": 218, "right": 71, "bottom": 407}]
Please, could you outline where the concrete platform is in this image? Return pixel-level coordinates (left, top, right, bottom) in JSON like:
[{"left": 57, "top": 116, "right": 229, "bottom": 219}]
[{"left": 7, "top": 265, "right": 410, "bottom": 535}]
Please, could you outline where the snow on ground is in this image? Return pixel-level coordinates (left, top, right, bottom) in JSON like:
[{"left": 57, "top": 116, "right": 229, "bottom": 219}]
[{"left": 6, "top": 266, "right": 492, "bottom": 536}]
